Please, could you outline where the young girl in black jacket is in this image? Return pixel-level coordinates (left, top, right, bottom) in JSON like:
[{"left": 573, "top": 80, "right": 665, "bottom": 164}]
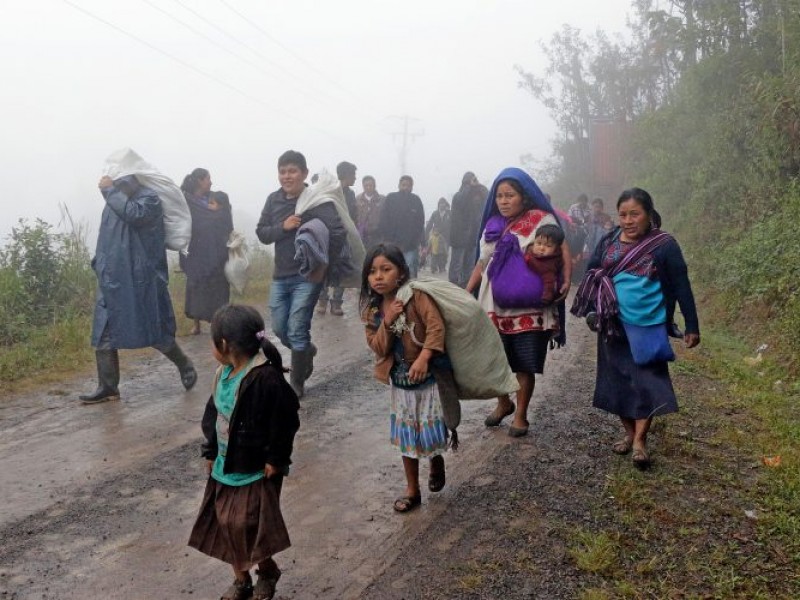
[{"left": 188, "top": 304, "right": 299, "bottom": 600}]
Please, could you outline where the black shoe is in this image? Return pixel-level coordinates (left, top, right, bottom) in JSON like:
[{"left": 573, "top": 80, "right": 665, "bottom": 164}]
[{"left": 79, "top": 387, "right": 120, "bottom": 405}]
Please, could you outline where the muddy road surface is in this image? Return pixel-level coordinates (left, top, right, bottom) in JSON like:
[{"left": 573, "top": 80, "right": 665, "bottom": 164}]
[{"left": 0, "top": 299, "right": 597, "bottom": 600}]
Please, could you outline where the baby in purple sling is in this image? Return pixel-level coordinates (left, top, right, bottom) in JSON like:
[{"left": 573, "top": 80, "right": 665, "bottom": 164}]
[{"left": 524, "top": 224, "right": 565, "bottom": 305}]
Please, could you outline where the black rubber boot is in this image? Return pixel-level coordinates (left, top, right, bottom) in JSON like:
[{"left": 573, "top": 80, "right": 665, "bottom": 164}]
[
  {"left": 162, "top": 343, "right": 198, "bottom": 391},
  {"left": 80, "top": 349, "right": 121, "bottom": 404},
  {"left": 290, "top": 349, "right": 313, "bottom": 398},
  {"left": 305, "top": 343, "right": 317, "bottom": 379}
]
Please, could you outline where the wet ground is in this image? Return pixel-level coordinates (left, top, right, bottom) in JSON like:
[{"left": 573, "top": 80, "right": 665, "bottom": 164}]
[{"left": 0, "top": 292, "right": 604, "bottom": 600}]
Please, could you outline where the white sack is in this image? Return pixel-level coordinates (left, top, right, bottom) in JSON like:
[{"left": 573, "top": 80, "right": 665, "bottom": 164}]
[
  {"left": 295, "top": 170, "right": 365, "bottom": 288},
  {"left": 225, "top": 230, "right": 250, "bottom": 294},
  {"left": 102, "top": 148, "right": 192, "bottom": 253},
  {"left": 396, "top": 277, "right": 519, "bottom": 400}
]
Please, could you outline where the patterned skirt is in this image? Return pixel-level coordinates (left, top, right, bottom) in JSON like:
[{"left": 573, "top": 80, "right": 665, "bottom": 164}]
[
  {"left": 389, "top": 381, "right": 449, "bottom": 459},
  {"left": 188, "top": 476, "right": 290, "bottom": 571}
]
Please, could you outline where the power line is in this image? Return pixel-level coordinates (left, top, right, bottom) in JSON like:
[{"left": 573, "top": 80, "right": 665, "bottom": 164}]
[
  {"left": 139, "top": 0, "right": 328, "bottom": 108},
  {"left": 61, "top": 0, "right": 343, "bottom": 140},
  {"left": 167, "top": 0, "right": 359, "bottom": 114},
  {"left": 217, "top": 0, "right": 361, "bottom": 103}
]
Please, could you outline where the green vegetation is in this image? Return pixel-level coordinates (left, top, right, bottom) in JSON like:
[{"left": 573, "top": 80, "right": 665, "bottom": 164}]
[{"left": 569, "top": 333, "right": 800, "bottom": 598}]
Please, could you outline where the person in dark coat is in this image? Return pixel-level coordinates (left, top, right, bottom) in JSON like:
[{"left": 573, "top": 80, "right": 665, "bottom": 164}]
[
  {"left": 449, "top": 171, "right": 488, "bottom": 287},
  {"left": 355, "top": 175, "right": 385, "bottom": 251},
  {"left": 318, "top": 161, "right": 358, "bottom": 316},
  {"left": 377, "top": 175, "right": 425, "bottom": 277},
  {"left": 180, "top": 168, "right": 233, "bottom": 334},
  {"left": 80, "top": 175, "right": 197, "bottom": 404}
]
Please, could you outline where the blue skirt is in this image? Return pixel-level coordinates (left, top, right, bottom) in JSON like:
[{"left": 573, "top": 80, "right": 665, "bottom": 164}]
[
  {"left": 592, "top": 331, "right": 678, "bottom": 419},
  {"left": 500, "top": 330, "right": 550, "bottom": 375}
]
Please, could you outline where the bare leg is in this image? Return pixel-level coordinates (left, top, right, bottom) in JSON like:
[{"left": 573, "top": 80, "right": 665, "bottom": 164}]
[
  {"left": 511, "top": 372, "right": 535, "bottom": 430},
  {"left": 401, "top": 456, "right": 420, "bottom": 498},
  {"left": 191, "top": 319, "right": 201, "bottom": 335},
  {"left": 613, "top": 417, "right": 636, "bottom": 454},
  {"left": 485, "top": 393, "right": 515, "bottom": 426},
  {"left": 633, "top": 417, "right": 652, "bottom": 451},
  {"left": 632, "top": 417, "right": 653, "bottom": 467}
]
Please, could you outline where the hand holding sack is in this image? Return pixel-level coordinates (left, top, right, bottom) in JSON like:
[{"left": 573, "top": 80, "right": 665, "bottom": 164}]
[{"left": 102, "top": 148, "right": 192, "bottom": 254}]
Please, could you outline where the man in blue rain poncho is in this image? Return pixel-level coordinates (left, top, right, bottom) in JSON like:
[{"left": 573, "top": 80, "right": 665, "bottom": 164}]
[{"left": 80, "top": 174, "right": 197, "bottom": 404}]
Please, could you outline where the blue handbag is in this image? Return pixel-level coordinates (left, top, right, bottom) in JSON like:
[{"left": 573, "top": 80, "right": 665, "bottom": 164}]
[{"left": 622, "top": 321, "right": 675, "bottom": 366}]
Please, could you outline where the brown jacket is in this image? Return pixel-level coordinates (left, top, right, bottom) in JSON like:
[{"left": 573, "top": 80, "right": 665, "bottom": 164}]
[{"left": 363, "top": 289, "right": 445, "bottom": 384}]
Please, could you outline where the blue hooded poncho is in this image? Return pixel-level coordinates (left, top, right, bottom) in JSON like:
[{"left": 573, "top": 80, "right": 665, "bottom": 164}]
[{"left": 476, "top": 167, "right": 567, "bottom": 347}]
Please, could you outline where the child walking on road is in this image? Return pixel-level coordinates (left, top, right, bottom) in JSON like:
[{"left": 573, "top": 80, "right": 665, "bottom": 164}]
[
  {"left": 361, "top": 244, "right": 450, "bottom": 513},
  {"left": 188, "top": 304, "right": 300, "bottom": 600}
]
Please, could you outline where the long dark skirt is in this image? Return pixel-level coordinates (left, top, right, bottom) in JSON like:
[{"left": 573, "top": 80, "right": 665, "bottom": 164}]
[
  {"left": 593, "top": 332, "right": 678, "bottom": 420},
  {"left": 188, "top": 476, "right": 290, "bottom": 571},
  {"left": 185, "top": 270, "right": 230, "bottom": 322},
  {"left": 500, "top": 330, "right": 551, "bottom": 375}
]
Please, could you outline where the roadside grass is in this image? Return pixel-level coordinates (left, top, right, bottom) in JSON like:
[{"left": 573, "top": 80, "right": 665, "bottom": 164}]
[
  {"left": 571, "top": 327, "right": 800, "bottom": 599},
  {"left": 0, "top": 246, "right": 273, "bottom": 394}
]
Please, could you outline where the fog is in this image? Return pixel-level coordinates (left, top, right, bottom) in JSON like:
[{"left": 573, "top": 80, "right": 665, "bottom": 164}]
[{"left": 1, "top": 0, "right": 631, "bottom": 241}]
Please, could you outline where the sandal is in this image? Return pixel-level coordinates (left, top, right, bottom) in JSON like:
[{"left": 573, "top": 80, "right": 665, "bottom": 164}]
[
  {"left": 253, "top": 569, "right": 281, "bottom": 600},
  {"left": 220, "top": 577, "right": 253, "bottom": 600},
  {"left": 632, "top": 447, "right": 651, "bottom": 469},
  {"left": 612, "top": 438, "right": 633, "bottom": 455},
  {"left": 428, "top": 455, "right": 446, "bottom": 492},
  {"left": 484, "top": 402, "right": 515, "bottom": 427},
  {"left": 393, "top": 494, "right": 421, "bottom": 513}
]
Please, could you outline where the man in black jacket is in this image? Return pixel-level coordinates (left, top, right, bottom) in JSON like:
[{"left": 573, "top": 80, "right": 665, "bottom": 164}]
[
  {"left": 377, "top": 175, "right": 425, "bottom": 277},
  {"left": 449, "top": 171, "right": 487, "bottom": 287},
  {"left": 255, "top": 150, "right": 346, "bottom": 397}
]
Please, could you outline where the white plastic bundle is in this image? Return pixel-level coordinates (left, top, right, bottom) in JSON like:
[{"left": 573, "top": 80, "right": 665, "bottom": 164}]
[
  {"left": 102, "top": 148, "right": 192, "bottom": 253},
  {"left": 225, "top": 230, "right": 250, "bottom": 294}
]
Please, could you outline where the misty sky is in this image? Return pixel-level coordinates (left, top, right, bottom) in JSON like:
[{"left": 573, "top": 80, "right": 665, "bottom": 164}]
[{"left": 2, "top": 0, "right": 632, "bottom": 242}]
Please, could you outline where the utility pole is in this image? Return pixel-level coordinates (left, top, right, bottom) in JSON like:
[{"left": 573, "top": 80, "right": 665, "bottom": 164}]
[{"left": 386, "top": 115, "right": 424, "bottom": 175}]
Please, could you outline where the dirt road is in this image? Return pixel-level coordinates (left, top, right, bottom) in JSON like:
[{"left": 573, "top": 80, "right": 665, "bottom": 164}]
[{"left": 0, "top": 300, "right": 602, "bottom": 600}]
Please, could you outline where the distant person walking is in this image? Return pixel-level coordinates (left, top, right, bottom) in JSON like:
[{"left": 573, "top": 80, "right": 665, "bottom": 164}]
[
  {"left": 377, "top": 175, "right": 426, "bottom": 278},
  {"left": 567, "top": 193, "right": 591, "bottom": 282},
  {"left": 188, "top": 304, "right": 299, "bottom": 600},
  {"left": 318, "top": 161, "right": 358, "bottom": 316},
  {"left": 449, "top": 171, "right": 487, "bottom": 288},
  {"left": 255, "top": 150, "right": 346, "bottom": 397},
  {"left": 355, "top": 175, "right": 385, "bottom": 250},
  {"left": 572, "top": 188, "right": 700, "bottom": 469},
  {"left": 425, "top": 197, "right": 451, "bottom": 274},
  {"left": 180, "top": 168, "right": 233, "bottom": 335},
  {"left": 80, "top": 175, "right": 197, "bottom": 404},
  {"left": 583, "top": 197, "right": 611, "bottom": 258}
]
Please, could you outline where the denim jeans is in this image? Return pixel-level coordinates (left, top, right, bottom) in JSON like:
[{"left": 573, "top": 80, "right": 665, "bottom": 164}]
[
  {"left": 403, "top": 249, "right": 420, "bottom": 279},
  {"left": 268, "top": 275, "right": 322, "bottom": 351}
]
